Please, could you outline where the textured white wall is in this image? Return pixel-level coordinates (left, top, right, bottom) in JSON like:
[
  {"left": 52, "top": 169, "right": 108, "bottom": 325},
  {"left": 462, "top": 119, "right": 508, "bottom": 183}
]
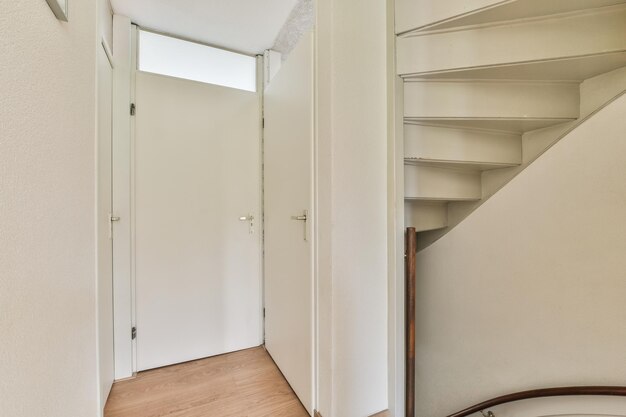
[
  {"left": 414, "top": 94, "right": 626, "bottom": 416},
  {"left": 0, "top": 1, "right": 98, "bottom": 416},
  {"left": 272, "top": 0, "right": 314, "bottom": 61},
  {"left": 316, "top": 0, "right": 389, "bottom": 415}
]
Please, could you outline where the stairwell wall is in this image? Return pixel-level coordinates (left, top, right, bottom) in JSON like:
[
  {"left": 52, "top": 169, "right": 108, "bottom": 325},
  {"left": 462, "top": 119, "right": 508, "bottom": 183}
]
[{"left": 413, "top": 94, "right": 626, "bottom": 416}]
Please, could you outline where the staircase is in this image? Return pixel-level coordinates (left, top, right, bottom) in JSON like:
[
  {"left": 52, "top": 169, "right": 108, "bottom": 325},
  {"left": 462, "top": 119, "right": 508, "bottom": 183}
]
[{"left": 397, "top": 0, "right": 626, "bottom": 250}]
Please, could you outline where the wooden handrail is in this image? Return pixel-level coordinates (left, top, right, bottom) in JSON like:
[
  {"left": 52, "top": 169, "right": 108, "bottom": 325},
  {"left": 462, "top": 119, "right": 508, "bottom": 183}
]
[{"left": 447, "top": 386, "right": 626, "bottom": 417}]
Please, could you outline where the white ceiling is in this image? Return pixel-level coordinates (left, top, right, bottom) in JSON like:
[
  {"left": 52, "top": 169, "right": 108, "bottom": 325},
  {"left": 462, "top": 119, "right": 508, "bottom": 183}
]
[{"left": 110, "top": 0, "right": 299, "bottom": 55}]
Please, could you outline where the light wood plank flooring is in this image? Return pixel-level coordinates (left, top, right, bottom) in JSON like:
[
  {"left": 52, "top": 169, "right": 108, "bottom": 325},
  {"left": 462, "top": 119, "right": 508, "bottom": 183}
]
[{"left": 104, "top": 347, "right": 309, "bottom": 417}]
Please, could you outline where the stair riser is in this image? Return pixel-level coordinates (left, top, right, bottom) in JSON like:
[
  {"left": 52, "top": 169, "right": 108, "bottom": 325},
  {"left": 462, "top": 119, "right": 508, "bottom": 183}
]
[
  {"left": 395, "top": 0, "right": 501, "bottom": 35},
  {"left": 405, "top": 124, "right": 521, "bottom": 166},
  {"left": 405, "top": 165, "right": 482, "bottom": 201},
  {"left": 580, "top": 66, "right": 626, "bottom": 118},
  {"left": 397, "top": 6, "right": 626, "bottom": 76},
  {"left": 404, "top": 52, "right": 626, "bottom": 82},
  {"left": 404, "top": 81, "right": 580, "bottom": 120},
  {"left": 405, "top": 202, "right": 448, "bottom": 232},
  {"left": 396, "top": 0, "right": 626, "bottom": 35}
]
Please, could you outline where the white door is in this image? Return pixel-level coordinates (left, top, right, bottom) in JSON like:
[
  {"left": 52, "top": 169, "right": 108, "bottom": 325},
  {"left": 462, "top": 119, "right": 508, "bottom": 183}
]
[
  {"left": 134, "top": 72, "right": 262, "bottom": 371},
  {"left": 97, "top": 43, "right": 114, "bottom": 411},
  {"left": 264, "top": 32, "right": 315, "bottom": 414}
]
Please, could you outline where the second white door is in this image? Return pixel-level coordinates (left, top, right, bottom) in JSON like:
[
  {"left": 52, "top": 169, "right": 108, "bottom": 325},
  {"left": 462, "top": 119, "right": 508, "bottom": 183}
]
[{"left": 264, "top": 32, "right": 315, "bottom": 415}]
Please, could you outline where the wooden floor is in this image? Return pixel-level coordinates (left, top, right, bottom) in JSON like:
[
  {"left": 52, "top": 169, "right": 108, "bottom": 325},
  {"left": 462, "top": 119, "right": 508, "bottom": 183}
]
[{"left": 104, "top": 347, "right": 309, "bottom": 417}]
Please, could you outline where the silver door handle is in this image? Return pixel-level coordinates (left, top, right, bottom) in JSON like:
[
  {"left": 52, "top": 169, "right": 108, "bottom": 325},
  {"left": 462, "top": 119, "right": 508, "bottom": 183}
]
[
  {"left": 239, "top": 214, "right": 254, "bottom": 234},
  {"left": 108, "top": 214, "right": 120, "bottom": 240},
  {"left": 291, "top": 210, "right": 308, "bottom": 241}
]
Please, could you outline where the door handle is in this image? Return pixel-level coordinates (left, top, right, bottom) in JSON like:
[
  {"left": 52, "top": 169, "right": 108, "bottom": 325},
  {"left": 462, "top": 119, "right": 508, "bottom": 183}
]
[
  {"left": 291, "top": 210, "right": 308, "bottom": 241},
  {"left": 108, "top": 214, "right": 120, "bottom": 240},
  {"left": 239, "top": 214, "right": 254, "bottom": 234}
]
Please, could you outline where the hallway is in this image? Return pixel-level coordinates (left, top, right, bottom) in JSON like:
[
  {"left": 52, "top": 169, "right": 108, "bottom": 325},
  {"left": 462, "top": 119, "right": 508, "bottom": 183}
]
[{"left": 104, "top": 347, "right": 309, "bottom": 417}]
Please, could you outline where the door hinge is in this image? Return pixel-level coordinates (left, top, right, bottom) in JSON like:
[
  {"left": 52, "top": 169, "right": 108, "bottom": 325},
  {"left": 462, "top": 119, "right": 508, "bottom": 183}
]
[
  {"left": 263, "top": 308, "right": 266, "bottom": 318},
  {"left": 131, "top": 326, "right": 137, "bottom": 340},
  {"left": 262, "top": 118, "right": 265, "bottom": 129},
  {"left": 130, "top": 103, "right": 136, "bottom": 116}
]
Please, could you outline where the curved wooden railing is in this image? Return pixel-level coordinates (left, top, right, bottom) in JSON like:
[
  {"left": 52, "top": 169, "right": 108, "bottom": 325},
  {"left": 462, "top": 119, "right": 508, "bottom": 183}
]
[{"left": 446, "top": 386, "right": 626, "bottom": 417}]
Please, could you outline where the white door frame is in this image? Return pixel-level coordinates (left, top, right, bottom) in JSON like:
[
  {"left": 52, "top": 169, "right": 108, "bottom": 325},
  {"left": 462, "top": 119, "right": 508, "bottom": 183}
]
[
  {"left": 97, "top": 37, "right": 115, "bottom": 414},
  {"left": 111, "top": 18, "right": 138, "bottom": 379},
  {"left": 112, "top": 19, "right": 268, "bottom": 379},
  {"left": 382, "top": 0, "right": 405, "bottom": 413}
]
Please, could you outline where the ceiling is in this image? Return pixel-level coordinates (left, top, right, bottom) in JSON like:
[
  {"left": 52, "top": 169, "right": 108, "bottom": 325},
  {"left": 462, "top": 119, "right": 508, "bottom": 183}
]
[{"left": 110, "top": 0, "right": 299, "bottom": 55}]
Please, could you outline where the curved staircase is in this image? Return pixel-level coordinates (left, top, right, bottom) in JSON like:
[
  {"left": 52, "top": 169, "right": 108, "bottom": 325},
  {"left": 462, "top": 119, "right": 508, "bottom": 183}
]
[{"left": 396, "top": 0, "right": 626, "bottom": 249}]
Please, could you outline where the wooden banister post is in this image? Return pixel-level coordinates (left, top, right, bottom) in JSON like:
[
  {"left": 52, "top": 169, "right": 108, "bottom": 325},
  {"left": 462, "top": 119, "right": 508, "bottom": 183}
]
[{"left": 405, "top": 228, "right": 417, "bottom": 417}]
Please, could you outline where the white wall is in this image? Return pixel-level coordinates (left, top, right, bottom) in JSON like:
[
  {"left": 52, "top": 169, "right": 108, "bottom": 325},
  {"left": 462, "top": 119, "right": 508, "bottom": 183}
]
[
  {"left": 414, "top": 94, "right": 626, "bottom": 417},
  {"left": 100, "top": 0, "right": 113, "bottom": 49},
  {"left": 0, "top": 1, "right": 99, "bottom": 417},
  {"left": 316, "top": 0, "right": 389, "bottom": 415}
]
